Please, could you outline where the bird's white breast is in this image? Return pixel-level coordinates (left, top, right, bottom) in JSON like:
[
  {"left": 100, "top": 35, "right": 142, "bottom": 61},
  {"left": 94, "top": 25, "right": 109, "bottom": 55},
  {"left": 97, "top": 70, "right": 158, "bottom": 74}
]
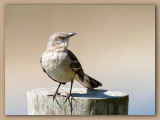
[{"left": 41, "top": 50, "right": 75, "bottom": 83}]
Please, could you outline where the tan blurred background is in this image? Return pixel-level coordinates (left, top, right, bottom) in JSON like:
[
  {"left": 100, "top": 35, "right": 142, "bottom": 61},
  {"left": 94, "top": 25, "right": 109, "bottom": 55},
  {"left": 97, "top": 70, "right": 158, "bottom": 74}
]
[{"left": 5, "top": 5, "right": 155, "bottom": 115}]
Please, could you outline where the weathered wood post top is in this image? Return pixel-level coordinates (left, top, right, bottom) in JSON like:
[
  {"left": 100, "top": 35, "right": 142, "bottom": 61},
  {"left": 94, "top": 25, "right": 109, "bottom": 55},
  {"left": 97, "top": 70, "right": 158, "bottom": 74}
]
[{"left": 27, "top": 88, "right": 129, "bottom": 115}]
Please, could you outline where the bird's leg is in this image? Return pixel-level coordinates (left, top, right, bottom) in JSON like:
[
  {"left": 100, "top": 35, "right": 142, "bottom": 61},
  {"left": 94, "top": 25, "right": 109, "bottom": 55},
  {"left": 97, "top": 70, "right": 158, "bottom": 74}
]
[
  {"left": 48, "top": 83, "right": 61, "bottom": 101},
  {"left": 64, "top": 80, "right": 74, "bottom": 104}
]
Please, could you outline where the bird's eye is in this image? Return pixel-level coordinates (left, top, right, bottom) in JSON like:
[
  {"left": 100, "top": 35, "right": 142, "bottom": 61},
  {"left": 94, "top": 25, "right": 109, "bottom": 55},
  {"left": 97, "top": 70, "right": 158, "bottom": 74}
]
[{"left": 57, "top": 36, "right": 61, "bottom": 40}]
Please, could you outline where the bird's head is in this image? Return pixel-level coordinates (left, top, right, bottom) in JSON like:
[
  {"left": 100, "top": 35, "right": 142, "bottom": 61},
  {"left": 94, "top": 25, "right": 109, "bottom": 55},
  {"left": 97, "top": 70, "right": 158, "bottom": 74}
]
[{"left": 46, "top": 32, "right": 76, "bottom": 51}]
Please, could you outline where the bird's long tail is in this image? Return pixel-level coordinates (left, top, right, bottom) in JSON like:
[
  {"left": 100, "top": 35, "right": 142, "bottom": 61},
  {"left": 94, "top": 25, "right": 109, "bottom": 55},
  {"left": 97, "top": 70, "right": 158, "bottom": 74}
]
[{"left": 75, "top": 74, "right": 102, "bottom": 89}]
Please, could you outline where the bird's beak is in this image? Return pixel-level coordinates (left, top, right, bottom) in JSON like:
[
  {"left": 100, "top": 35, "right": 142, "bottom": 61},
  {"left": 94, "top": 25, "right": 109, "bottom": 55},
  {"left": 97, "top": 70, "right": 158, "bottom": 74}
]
[{"left": 67, "top": 33, "right": 77, "bottom": 38}]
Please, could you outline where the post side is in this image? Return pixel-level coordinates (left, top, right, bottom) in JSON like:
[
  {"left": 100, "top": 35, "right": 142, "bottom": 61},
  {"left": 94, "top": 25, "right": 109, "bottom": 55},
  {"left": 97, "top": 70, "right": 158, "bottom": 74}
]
[{"left": 27, "top": 88, "right": 129, "bottom": 115}]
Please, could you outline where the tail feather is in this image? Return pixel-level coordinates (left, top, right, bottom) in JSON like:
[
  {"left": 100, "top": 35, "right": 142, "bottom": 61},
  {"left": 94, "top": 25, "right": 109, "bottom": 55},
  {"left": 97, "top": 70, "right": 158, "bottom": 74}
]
[{"left": 75, "top": 74, "right": 102, "bottom": 89}]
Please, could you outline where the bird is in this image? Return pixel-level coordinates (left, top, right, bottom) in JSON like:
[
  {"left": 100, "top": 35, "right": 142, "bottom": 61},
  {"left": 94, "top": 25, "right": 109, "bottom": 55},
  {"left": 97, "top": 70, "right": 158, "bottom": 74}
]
[{"left": 40, "top": 32, "right": 102, "bottom": 102}]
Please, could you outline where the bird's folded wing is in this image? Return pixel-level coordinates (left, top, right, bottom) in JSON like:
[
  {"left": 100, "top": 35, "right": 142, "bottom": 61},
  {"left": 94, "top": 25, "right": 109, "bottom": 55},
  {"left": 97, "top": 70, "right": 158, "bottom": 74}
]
[{"left": 68, "top": 50, "right": 84, "bottom": 82}]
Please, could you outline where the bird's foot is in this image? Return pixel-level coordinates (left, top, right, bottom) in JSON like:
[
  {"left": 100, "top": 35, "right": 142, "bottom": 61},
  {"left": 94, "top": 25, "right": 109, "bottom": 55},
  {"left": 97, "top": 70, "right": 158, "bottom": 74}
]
[
  {"left": 47, "top": 92, "right": 60, "bottom": 101},
  {"left": 62, "top": 93, "right": 76, "bottom": 104}
]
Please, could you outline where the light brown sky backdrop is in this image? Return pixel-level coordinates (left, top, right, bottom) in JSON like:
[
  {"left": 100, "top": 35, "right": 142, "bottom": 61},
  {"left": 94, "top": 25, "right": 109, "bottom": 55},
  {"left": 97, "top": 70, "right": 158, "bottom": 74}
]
[{"left": 5, "top": 5, "right": 155, "bottom": 115}]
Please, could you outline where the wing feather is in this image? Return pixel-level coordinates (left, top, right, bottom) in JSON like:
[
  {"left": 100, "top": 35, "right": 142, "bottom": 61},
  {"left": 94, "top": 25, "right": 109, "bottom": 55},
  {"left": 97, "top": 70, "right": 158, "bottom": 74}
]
[{"left": 68, "top": 50, "right": 84, "bottom": 82}]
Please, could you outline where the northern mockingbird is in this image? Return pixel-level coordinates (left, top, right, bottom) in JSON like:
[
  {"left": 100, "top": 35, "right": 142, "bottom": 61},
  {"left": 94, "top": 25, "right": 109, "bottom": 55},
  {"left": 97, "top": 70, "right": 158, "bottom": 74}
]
[{"left": 40, "top": 32, "right": 102, "bottom": 101}]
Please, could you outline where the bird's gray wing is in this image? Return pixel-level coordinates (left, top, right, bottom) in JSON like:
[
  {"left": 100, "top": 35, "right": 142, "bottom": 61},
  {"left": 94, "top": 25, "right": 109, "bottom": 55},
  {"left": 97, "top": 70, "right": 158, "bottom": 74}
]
[{"left": 68, "top": 50, "right": 84, "bottom": 82}]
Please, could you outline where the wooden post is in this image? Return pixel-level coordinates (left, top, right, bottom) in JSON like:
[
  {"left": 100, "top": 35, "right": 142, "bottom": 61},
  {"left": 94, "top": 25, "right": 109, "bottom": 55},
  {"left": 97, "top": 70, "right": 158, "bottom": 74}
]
[{"left": 27, "top": 88, "right": 129, "bottom": 115}]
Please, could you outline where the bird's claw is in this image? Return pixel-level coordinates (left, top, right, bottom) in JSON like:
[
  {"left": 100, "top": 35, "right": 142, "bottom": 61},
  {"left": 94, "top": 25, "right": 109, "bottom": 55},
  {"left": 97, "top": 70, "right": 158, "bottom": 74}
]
[
  {"left": 47, "top": 92, "right": 60, "bottom": 101},
  {"left": 63, "top": 93, "right": 72, "bottom": 104}
]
